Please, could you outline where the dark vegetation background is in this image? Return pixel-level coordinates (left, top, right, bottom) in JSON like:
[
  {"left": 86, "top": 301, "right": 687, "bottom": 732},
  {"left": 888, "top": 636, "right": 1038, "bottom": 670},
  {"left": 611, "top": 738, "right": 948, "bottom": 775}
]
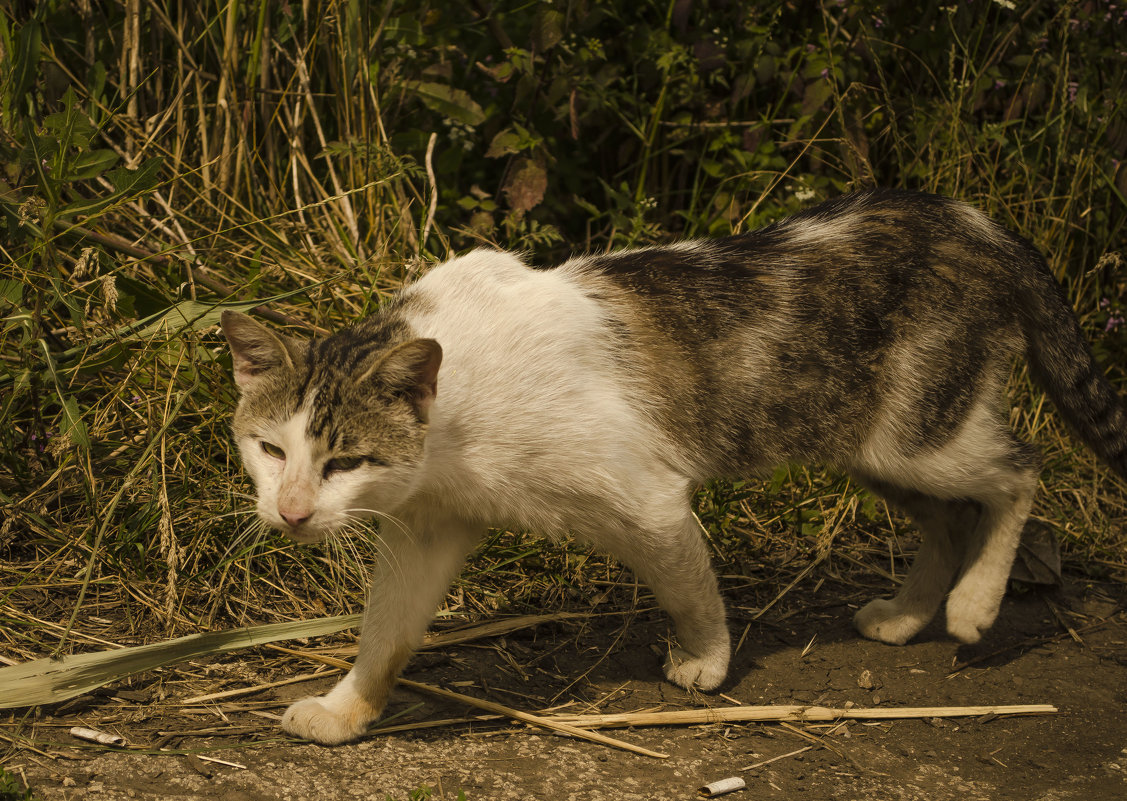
[{"left": 1, "top": 0, "right": 1125, "bottom": 670}]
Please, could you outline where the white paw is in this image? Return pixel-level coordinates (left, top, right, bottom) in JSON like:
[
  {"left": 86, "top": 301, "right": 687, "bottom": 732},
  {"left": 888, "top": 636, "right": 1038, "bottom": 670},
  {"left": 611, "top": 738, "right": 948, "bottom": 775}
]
[
  {"left": 281, "top": 695, "right": 372, "bottom": 745},
  {"left": 853, "top": 598, "right": 929, "bottom": 646},
  {"left": 663, "top": 646, "right": 728, "bottom": 691},
  {"left": 945, "top": 602, "right": 994, "bottom": 644},
  {"left": 945, "top": 586, "right": 1001, "bottom": 644}
]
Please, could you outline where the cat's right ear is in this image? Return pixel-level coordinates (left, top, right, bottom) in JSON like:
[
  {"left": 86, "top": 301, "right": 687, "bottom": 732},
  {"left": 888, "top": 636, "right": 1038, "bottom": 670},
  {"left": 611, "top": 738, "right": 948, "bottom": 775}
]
[
  {"left": 360, "top": 338, "right": 443, "bottom": 422},
  {"left": 220, "top": 310, "right": 298, "bottom": 393}
]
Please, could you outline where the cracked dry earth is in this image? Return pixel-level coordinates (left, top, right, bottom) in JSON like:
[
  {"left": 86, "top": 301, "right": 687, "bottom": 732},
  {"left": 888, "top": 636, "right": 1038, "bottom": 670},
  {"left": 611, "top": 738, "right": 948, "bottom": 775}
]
[{"left": 5, "top": 576, "right": 1127, "bottom": 801}]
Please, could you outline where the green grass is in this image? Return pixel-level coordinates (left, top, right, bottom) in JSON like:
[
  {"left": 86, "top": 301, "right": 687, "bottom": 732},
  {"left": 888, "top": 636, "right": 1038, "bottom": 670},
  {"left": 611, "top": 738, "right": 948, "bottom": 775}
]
[
  {"left": 0, "top": 0, "right": 1125, "bottom": 680},
  {"left": 0, "top": 767, "right": 37, "bottom": 801}
]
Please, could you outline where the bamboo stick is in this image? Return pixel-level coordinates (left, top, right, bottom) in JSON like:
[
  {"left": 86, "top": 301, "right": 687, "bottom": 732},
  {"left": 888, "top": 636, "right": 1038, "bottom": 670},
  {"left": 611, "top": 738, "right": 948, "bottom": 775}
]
[
  {"left": 396, "top": 678, "right": 669, "bottom": 759},
  {"left": 545, "top": 703, "right": 1058, "bottom": 730}
]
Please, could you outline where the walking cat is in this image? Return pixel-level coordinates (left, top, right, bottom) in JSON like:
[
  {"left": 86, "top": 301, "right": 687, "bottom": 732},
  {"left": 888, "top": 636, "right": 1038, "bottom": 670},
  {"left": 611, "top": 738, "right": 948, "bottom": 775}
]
[{"left": 221, "top": 190, "right": 1127, "bottom": 745}]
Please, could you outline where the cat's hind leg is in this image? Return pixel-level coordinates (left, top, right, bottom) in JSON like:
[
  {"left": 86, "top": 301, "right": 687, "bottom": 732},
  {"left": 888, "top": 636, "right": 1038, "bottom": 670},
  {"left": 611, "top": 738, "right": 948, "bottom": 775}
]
[
  {"left": 852, "top": 482, "right": 979, "bottom": 645},
  {"left": 943, "top": 451, "right": 1038, "bottom": 644},
  {"left": 852, "top": 397, "right": 1039, "bottom": 646}
]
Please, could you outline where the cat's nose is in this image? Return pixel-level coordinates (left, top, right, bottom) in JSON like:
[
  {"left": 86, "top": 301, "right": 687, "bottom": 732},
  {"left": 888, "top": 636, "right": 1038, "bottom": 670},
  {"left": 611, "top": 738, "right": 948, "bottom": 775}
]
[{"left": 280, "top": 510, "right": 312, "bottom": 528}]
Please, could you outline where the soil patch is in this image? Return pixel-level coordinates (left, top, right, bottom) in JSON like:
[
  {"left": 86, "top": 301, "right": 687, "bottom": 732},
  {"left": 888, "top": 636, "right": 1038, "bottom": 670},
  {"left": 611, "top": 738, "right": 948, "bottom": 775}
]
[{"left": 5, "top": 576, "right": 1127, "bottom": 801}]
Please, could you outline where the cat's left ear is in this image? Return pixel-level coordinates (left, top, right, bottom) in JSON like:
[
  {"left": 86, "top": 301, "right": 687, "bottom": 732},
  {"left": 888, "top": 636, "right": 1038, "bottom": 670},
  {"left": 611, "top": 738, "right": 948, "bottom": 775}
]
[
  {"left": 362, "top": 339, "right": 442, "bottom": 422},
  {"left": 220, "top": 310, "right": 301, "bottom": 393}
]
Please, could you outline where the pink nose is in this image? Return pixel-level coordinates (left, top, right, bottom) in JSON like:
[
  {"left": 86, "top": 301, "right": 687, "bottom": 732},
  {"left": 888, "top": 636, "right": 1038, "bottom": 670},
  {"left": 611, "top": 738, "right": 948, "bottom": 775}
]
[{"left": 280, "top": 510, "right": 312, "bottom": 528}]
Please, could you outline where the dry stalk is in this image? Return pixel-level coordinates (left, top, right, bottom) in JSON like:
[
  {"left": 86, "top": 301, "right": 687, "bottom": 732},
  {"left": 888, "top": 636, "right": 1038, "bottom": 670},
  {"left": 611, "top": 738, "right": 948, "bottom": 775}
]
[
  {"left": 179, "top": 668, "right": 345, "bottom": 705},
  {"left": 420, "top": 132, "right": 439, "bottom": 254},
  {"left": 546, "top": 703, "right": 1058, "bottom": 729},
  {"left": 294, "top": 50, "right": 361, "bottom": 250},
  {"left": 370, "top": 715, "right": 504, "bottom": 736},
  {"left": 395, "top": 678, "right": 669, "bottom": 759},
  {"left": 742, "top": 744, "right": 814, "bottom": 771}
]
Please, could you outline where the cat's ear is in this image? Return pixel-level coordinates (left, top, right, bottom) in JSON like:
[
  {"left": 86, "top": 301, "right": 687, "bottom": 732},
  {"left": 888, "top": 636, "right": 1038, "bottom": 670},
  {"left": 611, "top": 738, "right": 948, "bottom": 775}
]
[
  {"left": 220, "top": 310, "right": 301, "bottom": 393},
  {"left": 362, "top": 338, "right": 443, "bottom": 422}
]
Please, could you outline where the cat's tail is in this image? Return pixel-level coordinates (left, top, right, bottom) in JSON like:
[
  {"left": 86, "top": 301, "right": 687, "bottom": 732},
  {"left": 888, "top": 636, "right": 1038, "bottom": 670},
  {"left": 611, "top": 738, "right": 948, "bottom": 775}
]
[{"left": 1015, "top": 239, "right": 1127, "bottom": 480}]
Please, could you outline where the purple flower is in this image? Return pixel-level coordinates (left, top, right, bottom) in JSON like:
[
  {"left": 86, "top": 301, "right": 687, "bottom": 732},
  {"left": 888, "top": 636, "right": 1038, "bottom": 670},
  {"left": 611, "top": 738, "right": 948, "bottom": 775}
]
[{"left": 1067, "top": 82, "right": 1079, "bottom": 103}]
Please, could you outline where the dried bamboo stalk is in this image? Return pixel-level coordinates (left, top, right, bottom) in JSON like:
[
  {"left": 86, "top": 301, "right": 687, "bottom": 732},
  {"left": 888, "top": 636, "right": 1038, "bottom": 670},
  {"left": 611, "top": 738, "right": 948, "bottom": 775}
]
[
  {"left": 546, "top": 703, "right": 1058, "bottom": 729},
  {"left": 396, "top": 678, "right": 669, "bottom": 759},
  {"left": 0, "top": 614, "right": 361, "bottom": 709},
  {"left": 370, "top": 715, "right": 504, "bottom": 736}
]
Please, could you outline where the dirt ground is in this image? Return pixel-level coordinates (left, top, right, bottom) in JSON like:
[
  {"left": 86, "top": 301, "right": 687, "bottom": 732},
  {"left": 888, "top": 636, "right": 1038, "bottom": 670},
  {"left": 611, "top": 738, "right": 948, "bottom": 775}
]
[{"left": 4, "top": 572, "right": 1127, "bottom": 801}]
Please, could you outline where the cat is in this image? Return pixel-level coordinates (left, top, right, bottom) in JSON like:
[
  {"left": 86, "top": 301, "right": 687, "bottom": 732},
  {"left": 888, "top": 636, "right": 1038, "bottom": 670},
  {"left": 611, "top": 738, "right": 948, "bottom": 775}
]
[{"left": 221, "top": 189, "right": 1126, "bottom": 745}]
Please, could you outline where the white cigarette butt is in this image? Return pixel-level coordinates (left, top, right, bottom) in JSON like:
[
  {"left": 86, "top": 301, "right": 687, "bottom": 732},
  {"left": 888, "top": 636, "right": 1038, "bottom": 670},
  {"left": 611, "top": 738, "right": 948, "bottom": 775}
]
[
  {"left": 70, "top": 727, "right": 124, "bottom": 746},
  {"left": 699, "top": 776, "right": 746, "bottom": 797}
]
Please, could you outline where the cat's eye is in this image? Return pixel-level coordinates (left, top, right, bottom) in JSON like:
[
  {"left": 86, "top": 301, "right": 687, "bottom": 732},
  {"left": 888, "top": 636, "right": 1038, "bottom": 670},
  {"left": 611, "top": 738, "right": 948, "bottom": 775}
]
[
  {"left": 261, "top": 441, "right": 285, "bottom": 460},
  {"left": 323, "top": 456, "right": 364, "bottom": 475}
]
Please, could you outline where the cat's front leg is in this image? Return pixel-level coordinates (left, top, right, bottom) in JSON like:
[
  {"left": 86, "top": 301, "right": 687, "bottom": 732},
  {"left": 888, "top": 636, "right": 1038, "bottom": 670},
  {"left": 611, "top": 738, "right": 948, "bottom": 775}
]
[
  {"left": 281, "top": 668, "right": 396, "bottom": 746},
  {"left": 609, "top": 512, "right": 730, "bottom": 691},
  {"left": 282, "top": 518, "right": 481, "bottom": 745}
]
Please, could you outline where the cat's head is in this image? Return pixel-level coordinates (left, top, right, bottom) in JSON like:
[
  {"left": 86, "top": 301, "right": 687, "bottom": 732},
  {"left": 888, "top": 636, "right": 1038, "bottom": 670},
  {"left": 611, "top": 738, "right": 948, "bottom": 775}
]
[{"left": 220, "top": 310, "right": 441, "bottom": 543}]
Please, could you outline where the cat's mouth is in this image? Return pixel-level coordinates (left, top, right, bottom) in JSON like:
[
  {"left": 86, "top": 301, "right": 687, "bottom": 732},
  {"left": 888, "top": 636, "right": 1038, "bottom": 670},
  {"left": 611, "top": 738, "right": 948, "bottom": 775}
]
[
  {"left": 265, "top": 513, "right": 333, "bottom": 544},
  {"left": 283, "top": 524, "right": 331, "bottom": 545}
]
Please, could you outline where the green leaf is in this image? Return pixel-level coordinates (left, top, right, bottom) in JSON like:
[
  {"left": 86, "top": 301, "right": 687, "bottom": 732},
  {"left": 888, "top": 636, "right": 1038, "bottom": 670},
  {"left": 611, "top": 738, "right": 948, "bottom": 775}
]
[
  {"left": 104, "top": 155, "right": 163, "bottom": 196},
  {"left": 37, "top": 339, "right": 90, "bottom": 453},
  {"left": 485, "top": 123, "right": 540, "bottom": 158},
  {"left": 10, "top": 20, "right": 42, "bottom": 111},
  {"left": 59, "top": 395, "right": 90, "bottom": 450},
  {"left": 532, "top": 9, "right": 564, "bottom": 52},
  {"left": 403, "top": 81, "right": 486, "bottom": 126},
  {"left": 71, "top": 148, "right": 119, "bottom": 180},
  {"left": 0, "top": 279, "right": 22, "bottom": 308},
  {"left": 56, "top": 156, "right": 163, "bottom": 221},
  {"left": 42, "top": 89, "right": 95, "bottom": 150},
  {"left": 486, "top": 128, "right": 523, "bottom": 158}
]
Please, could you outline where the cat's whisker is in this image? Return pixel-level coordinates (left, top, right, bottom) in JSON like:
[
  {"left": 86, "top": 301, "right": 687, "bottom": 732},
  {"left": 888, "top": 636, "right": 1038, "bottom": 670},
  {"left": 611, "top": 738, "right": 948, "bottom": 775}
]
[
  {"left": 219, "top": 517, "right": 276, "bottom": 563},
  {"left": 208, "top": 508, "right": 258, "bottom": 521},
  {"left": 341, "top": 508, "right": 418, "bottom": 545},
  {"left": 337, "top": 515, "right": 407, "bottom": 583},
  {"left": 326, "top": 523, "right": 401, "bottom": 588}
]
